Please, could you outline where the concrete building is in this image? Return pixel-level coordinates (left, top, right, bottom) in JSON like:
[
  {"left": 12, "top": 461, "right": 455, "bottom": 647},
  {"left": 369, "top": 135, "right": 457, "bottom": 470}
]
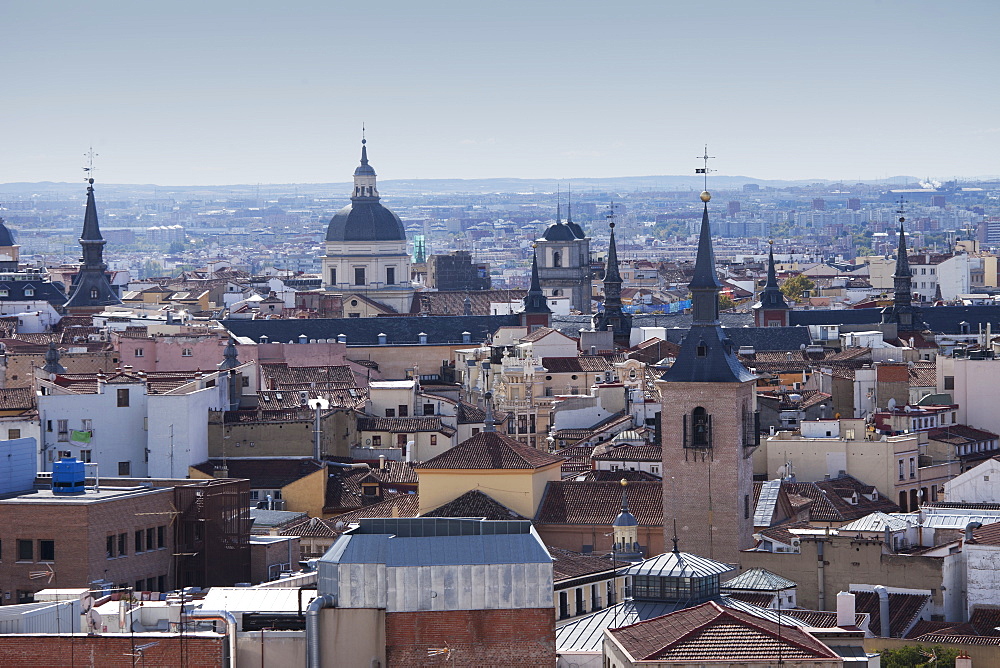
[{"left": 314, "top": 517, "right": 556, "bottom": 666}]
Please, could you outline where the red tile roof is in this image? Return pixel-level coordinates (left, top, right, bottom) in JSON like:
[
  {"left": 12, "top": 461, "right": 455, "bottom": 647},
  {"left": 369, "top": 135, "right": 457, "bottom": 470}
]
[
  {"left": 541, "top": 356, "right": 613, "bottom": 373},
  {"left": 534, "top": 481, "right": 662, "bottom": 526},
  {"left": 608, "top": 600, "right": 839, "bottom": 661},
  {"left": 592, "top": 444, "right": 662, "bottom": 462},
  {"left": 968, "top": 521, "right": 1000, "bottom": 546},
  {"left": 0, "top": 387, "right": 35, "bottom": 412},
  {"left": 357, "top": 416, "right": 456, "bottom": 436},
  {"left": 851, "top": 590, "right": 929, "bottom": 638},
  {"left": 422, "top": 489, "right": 527, "bottom": 520},
  {"left": 548, "top": 546, "right": 628, "bottom": 583},
  {"left": 416, "top": 431, "right": 564, "bottom": 470}
]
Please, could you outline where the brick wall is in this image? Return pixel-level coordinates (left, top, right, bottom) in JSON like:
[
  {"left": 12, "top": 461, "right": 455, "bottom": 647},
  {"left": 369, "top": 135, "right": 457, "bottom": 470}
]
[
  {"left": 0, "top": 634, "right": 224, "bottom": 668},
  {"left": 658, "top": 379, "right": 756, "bottom": 565},
  {"left": 385, "top": 608, "right": 555, "bottom": 667}
]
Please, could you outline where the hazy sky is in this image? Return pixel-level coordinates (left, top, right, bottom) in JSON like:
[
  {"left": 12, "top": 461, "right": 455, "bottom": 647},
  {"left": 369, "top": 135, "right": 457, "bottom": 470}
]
[{"left": 4, "top": 1, "right": 998, "bottom": 186}]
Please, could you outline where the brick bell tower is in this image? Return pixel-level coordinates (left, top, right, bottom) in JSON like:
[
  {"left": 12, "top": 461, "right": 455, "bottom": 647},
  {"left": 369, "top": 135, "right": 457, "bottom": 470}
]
[{"left": 656, "top": 184, "right": 758, "bottom": 565}]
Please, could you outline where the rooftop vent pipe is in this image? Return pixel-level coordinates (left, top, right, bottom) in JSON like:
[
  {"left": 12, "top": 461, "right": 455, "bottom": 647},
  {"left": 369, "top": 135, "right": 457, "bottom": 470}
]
[{"left": 306, "top": 594, "right": 337, "bottom": 668}]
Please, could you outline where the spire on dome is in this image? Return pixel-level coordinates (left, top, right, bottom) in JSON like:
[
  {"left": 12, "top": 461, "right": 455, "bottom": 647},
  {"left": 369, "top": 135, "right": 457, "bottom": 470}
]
[
  {"left": 81, "top": 178, "right": 105, "bottom": 242},
  {"left": 766, "top": 243, "right": 778, "bottom": 289},
  {"left": 565, "top": 183, "right": 585, "bottom": 239},
  {"left": 753, "top": 241, "right": 789, "bottom": 315}
]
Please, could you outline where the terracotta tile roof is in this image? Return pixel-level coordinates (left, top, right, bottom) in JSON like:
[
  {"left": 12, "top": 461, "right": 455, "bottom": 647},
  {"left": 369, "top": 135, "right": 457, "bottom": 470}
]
[
  {"left": 422, "top": 489, "right": 527, "bottom": 520},
  {"left": 968, "top": 607, "right": 1000, "bottom": 636},
  {"left": 416, "top": 431, "right": 564, "bottom": 470},
  {"left": 364, "top": 461, "right": 418, "bottom": 486},
  {"left": 260, "top": 363, "right": 358, "bottom": 390},
  {"left": 905, "top": 619, "right": 967, "bottom": 639},
  {"left": 569, "top": 470, "right": 662, "bottom": 482},
  {"left": 968, "top": 520, "right": 1000, "bottom": 546},
  {"left": 191, "top": 458, "right": 323, "bottom": 489},
  {"left": 541, "top": 356, "right": 613, "bottom": 373},
  {"left": 520, "top": 326, "right": 561, "bottom": 343},
  {"left": 257, "top": 388, "right": 368, "bottom": 410},
  {"left": 0, "top": 387, "right": 35, "bottom": 412},
  {"left": 912, "top": 634, "right": 1000, "bottom": 646},
  {"left": 410, "top": 289, "right": 526, "bottom": 317},
  {"left": 909, "top": 362, "right": 938, "bottom": 387},
  {"left": 454, "top": 400, "right": 510, "bottom": 426},
  {"left": 928, "top": 424, "right": 999, "bottom": 445},
  {"left": 608, "top": 600, "right": 839, "bottom": 662},
  {"left": 547, "top": 546, "right": 628, "bottom": 583},
  {"left": 327, "top": 493, "right": 420, "bottom": 523},
  {"left": 534, "top": 480, "right": 662, "bottom": 526},
  {"left": 723, "top": 592, "right": 776, "bottom": 607},
  {"left": 357, "top": 416, "right": 456, "bottom": 436},
  {"left": 782, "top": 475, "right": 899, "bottom": 523},
  {"left": 782, "top": 608, "right": 867, "bottom": 628},
  {"left": 628, "top": 337, "right": 680, "bottom": 365},
  {"left": 851, "top": 590, "right": 929, "bottom": 637},
  {"left": 553, "top": 412, "right": 634, "bottom": 446},
  {"left": 277, "top": 515, "right": 343, "bottom": 538}
]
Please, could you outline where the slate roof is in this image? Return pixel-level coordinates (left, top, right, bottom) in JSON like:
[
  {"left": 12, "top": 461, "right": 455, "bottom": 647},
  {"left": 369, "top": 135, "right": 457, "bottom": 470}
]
[
  {"left": 592, "top": 444, "right": 662, "bottom": 462},
  {"left": 455, "top": 400, "right": 509, "bottom": 426},
  {"left": 357, "top": 416, "right": 456, "bottom": 435},
  {"left": 416, "top": 431, "right": 564, "bottom": 470},
  {"left": 224, "top": 315, "right": 521, "bottom": 346},
  {"left": 422, "top": 489, "right": 527, "bottom": 520},
  {"left": 325, "top": 199, "right": 405, "bottom": 242},
  {"left": 0, "top": 387, "right": 36, "bottom": 412},
  {"left": 548, "top": 546, "right": 628, "bottom": 583},
  {"left": 192, "top": 458, "right": 323, "bottom": 489},
  {"left": 534, "top": 480, "right": 662, "bottom": 526},
  {"left": 660, "top": 323, "right": 757, "bottom": 384},
  {"left": 326, "top": 493, "right": 420, "bottom": 523},
  {"left": 788, "top": 303, "right": 1000, "bottom": 336},
  {"left": 411, "top": 289, "right": 526, "bottom": 316},
  {"left": 0, "top": 279, "right": 68, "bottom": 306},
  {"left": 608, "top": 601, "right": 839, "bottom": 662}
]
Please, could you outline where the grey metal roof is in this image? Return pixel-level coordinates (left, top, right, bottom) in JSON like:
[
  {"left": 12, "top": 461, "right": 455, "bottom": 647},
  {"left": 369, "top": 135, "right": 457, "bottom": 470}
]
[
  {"left": 659, "top": 323, "right": 757, "bottom": 384},
  {"left": 625, "top": 550, "right": 734, "bottom": 578},
  {"left": 839, "top": 511, "right": 914, "bottom": 533},
  {"left": 223, "top": 314, "right": 520, "bottom": 347},
  {"left": 722, "top": 568, "right": 797, "bottom": 592},
  {"left": 325, "top": 200, "right": 406, "bottom": 242},
  {"left": 753, "top": 479, "right": 782, "bottom": 527},
  {"left": 540, "top": 221, "right": 577, "bottom": 241},
  {"left": 919, "top": 510, "right": 1000, "bottom": 529}
]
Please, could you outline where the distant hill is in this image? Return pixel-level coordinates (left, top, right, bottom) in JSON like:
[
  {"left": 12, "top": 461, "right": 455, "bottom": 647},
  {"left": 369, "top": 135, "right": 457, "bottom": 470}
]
[{"left": 0, "top": 175, "right": 930, "bottom": 198}]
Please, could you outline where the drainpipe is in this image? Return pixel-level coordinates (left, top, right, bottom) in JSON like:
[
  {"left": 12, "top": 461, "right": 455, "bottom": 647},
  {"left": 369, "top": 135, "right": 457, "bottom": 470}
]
[
  {"left": 186, "top": 610, "right": 238, "bottom": 668},
  {"left": 965, "top": 521, "right": 982, "bottom": 542},
  {"left": 873, "top": 585, "right": 891, "bottom": 638},
  {"left": 816, "top": 538, "right": 826, "bottom": 610},
  {"left": 306, "top": 594, "right": 337, "bottom": 668}
]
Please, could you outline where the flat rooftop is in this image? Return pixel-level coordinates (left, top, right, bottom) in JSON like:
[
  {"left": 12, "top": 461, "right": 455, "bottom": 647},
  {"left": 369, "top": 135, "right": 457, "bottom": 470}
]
[{"left": 0, "top": 485, "right": 170, "bottom": 505}]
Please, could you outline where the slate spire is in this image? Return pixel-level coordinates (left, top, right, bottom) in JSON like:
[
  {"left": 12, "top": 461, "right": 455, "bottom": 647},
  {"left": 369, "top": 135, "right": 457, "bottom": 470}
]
[
  {"left": 689, "top": 193, "right": 722, "bottom": 325},
  {"left": 522, "top": 245, "right": 551, "bottom": 315},
  {"left": 64, "top": 176, "right": 122, "bottom": 311},
  {"left": 756, "top": 242, "right": 789, "bottom": 311},
  {"left": 893, "top": 219, "right": 912, "bottom": 309}
]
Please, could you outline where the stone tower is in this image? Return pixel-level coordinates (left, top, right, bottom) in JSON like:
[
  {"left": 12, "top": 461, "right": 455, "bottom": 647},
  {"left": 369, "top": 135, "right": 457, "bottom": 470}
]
[
  {"left": 656, "top": 191, "right": 757, "bottom": 564},
  {"left": 535, "top": 190, "right": 592, "bottom": 313}
]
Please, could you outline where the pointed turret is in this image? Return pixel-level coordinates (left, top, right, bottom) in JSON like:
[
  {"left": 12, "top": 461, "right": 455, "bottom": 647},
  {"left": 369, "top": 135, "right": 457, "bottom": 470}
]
[
  {"left": 661, "top": 191, "right": 754, "bottom": 383},
  {"left": 752, "top": 242, "right": 789, "bottom": 326},
  {"left": 593, "top": 214, "right": 631, "bottom": 339},
  {"left": 893, "top": 220, "right": 913, "bottom": 309},
  {"left": 521, "top": 245, "right": 551, "bottom": 328},
  {"left": 64, "top": 178, "right": 122, "bottom": 312},
  {"left": 612, "top": 479, "right": 643, "bottom": 561},
  {"left": 351, "top": 137, "right": 379, "bottom": 199}
]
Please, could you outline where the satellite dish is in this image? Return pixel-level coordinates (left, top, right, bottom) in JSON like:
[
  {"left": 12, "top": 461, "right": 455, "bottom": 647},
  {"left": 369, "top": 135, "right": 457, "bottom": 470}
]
[
  {"left": 888, "top": 398, "right": 897, "bottom": 410},
  {"left": 87, "top": 608, "right": 103, "bottom": 634}
]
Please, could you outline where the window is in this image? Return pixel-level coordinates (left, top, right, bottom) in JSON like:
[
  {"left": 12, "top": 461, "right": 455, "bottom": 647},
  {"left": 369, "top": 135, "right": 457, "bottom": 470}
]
[
  {"left": 910, "top": 457, "right": 916, "bottom": 479},
  {"left": 371, "top": 435, "right": 381, "bottom": 446},
  {"left": 423, "top": 403, "right": 435, "bottom": 416},
  {"left": 135, "top": 348, "right": 144, "bottom": 357},
  {"left": 57, "top": 419, "right": 69, "bottom": 441},
  {"left": 118, "top": 461, "right": 131, "bottom": 476},
  {"left": 385, "top": 408, "right": 395, "bottom": 418},
  {"left": 17, "top": 539, "right": 33, "bottom": 562},
  {"left": 430, "top": 435, "right": 437, "bottom": 446},
  {"left": 329, "top": 268, "right": 336, "bottom": 285},
  {"left": 80, "top": 449, "right": 92, "bottom": 463},
  {"left": 58, "top": 450, "right": 72, "bottom": 459},
  {"left": 147, "top": 528, "right": 155, "bottom": 551},
  {"left": 117, "top": 389, "right": 130, "bottom": 407},
  {"left": 7, "top": 428, "right": 20, "bottom": 439},
  {"left": 250, "top": 490, "right": 259, "bottom": 501},
  {"left": 118, "top": 533, "right": 127, "bottom": 556},
  {"left": 107, "top": 535, "right": 115, "bottom": 558},
  {"left": 157, "top": 526, "right": 165, "bottom": 549},
  {"left": 82, "top": 419, "right": 92, "bottom": 432},
  {"left": 348, "top": 312, "right": 360, "bottom": 318},
  {"left": 157, "top": 575, "right": 165, "bottom": 592},
  {"left": 398, "top": 405, "right": 409, "bottom": 417},
  {"left": 39, "top": 540, "right": 54, "bottom": 562},
  {"left": 386, "top": 267, "right": 395, "bottom": 285},
  {"left": 553, "top": 251, "right": 562, "bottom": 268},
  {"left": 899, "top": 460, "right": 905, "bottom": 481},
  {"left": 944, "top": 376, "right": 954, "bottom": 391},
  {"left": 354, "top": 267, "right": 366, "bottom": 286},
  {"left": 650, "top": 465, "right": 659, "bottom": 474},
  {"left": 24, "top": 288, "right": 34, "bottom": 297},
  {"left": 135, "top": 530, "right": 143, "bottom": 553},
  {"left": 182, "top": 348, "right": 193, "bottom": 357},
  {"left": 90, "top": 288, "right": 98, "bottom": 299}
]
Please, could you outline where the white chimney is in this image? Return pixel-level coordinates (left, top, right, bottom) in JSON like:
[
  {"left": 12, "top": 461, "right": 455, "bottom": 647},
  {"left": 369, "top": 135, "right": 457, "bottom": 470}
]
[{"left": 836, "top": 591, "right": 856, "bottom": 627}]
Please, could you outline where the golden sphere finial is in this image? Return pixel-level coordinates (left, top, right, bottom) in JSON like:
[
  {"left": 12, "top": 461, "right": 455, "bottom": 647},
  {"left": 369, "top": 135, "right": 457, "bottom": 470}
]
[
  {"left": 620, "top": 478, "right": 628, "bottom": 487},
  {"left": 700, "top": 191, "right": 711, "bottom": 203}
]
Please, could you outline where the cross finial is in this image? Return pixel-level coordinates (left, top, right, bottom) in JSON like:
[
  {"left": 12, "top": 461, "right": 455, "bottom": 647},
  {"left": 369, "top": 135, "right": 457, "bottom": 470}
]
[
  {"left": 362, "top": 123, "right": 366, "bottom": 145},
  {"left": 896, "top": 196, "right": 907, "bottom": 225},
  {"left": 695, "top": 144, "right": 716, "bottom": 192},
  {"left": 606, "top": 200, "right": 615, "bottom": 228},
  {"left": 83, "top": 147, "right": 98, "bottom": 185}
]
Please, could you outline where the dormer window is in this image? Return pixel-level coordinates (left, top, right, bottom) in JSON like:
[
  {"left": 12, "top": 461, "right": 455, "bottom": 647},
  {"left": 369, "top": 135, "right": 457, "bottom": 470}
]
[
  {"left": 24, "top": 288, "right": 33, "bottom": 297},
  {"left": 696, "top": 341, "right": 707, "bottom": 357}
]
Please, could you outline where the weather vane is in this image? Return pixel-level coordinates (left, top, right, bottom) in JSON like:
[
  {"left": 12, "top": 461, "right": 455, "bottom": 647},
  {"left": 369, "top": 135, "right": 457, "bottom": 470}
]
[
  {"left": 695, "top": 145, "right": 715, "bottom": 192},
  {"left": 83, "top": 147, "right": 98, "bottom": 183},
  {"left": 896, "top": 196, "right": 907, "bottom": 225}
]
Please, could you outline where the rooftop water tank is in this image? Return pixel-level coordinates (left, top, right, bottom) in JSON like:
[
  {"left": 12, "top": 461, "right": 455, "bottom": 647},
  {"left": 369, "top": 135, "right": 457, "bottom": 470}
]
[{"left": 52, "top": 457, "right": 85, "bottom": 495}]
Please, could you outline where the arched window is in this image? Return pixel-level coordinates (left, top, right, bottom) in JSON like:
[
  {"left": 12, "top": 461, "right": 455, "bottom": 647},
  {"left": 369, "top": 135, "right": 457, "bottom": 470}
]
[
  {"left": 553, "top": 251, "right": 562, "bottom": 268},
  {"left": 692, "top": 407, "right": 710, "bottom": 447}
]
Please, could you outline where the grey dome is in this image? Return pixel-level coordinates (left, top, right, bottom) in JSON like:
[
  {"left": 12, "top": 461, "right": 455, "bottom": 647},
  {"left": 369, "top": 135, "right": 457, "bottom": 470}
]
[
  {"left": 541, "top": 221, "right": 577, "bottom": 242},
  {"left": 0, "top": 219, "right": 15, "bottom": 247},
  {"left": 325, "top": 201, "right": 406, "bottom": 242},
  {"left": 613, "top": 509, "right": 638, "bottom": 528},
  {"left": 566, "top": 220, "right": 585, "bottom": 239}
]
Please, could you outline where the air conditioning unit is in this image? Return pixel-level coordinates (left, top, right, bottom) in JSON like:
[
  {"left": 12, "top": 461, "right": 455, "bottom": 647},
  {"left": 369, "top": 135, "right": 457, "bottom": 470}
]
[
  {"left": 790, "top": 538, "right": 801, "bottom": 548},
  {"left": 298, "top": 391, "right": 309, "bottom": 405}
]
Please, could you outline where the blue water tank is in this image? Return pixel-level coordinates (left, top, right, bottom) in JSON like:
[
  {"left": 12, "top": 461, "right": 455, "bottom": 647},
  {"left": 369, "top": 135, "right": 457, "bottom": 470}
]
[{"left": 52, "top": 457, "right": 86, "bottom": 495}]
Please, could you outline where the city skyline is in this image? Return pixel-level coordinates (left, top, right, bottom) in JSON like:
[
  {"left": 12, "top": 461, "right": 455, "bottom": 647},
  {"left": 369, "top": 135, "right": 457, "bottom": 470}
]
[{"left": 4, "top": 0, "right": 999, "bottom": 186}]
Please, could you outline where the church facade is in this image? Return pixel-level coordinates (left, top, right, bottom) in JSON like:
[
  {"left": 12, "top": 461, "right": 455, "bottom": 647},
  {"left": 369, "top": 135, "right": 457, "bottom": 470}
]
[
  {"left": 535, "top": 200, "right": 591, "bottom": 314},
  {"left": 320, "top": 140, "right": 414, "bottom": 314}
]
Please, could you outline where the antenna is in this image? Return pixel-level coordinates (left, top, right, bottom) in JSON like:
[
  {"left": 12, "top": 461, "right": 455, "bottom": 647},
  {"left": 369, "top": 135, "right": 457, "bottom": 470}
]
[
  {"left": 83, "top": 147, "right": 98, "bottom": 183},
  {"left": 695, "top": 145, "right": 716, "bottom": 192}
]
